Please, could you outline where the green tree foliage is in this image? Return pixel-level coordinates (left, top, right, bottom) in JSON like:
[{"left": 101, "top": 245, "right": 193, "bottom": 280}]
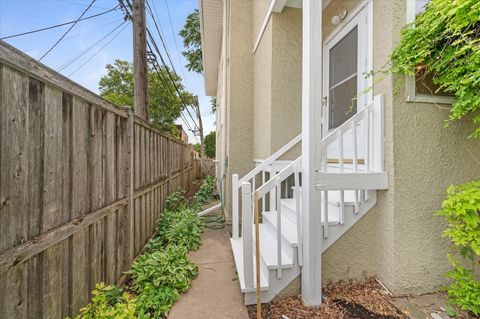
[
  {"left": 99, "top": 60, "right": 194, "bottom": 133},
  {"left": 179, "top": 9, "right": 202, "bottom": 74},
  {"left": 204, "top": 131, "right": 215, "bottom": 158},
  {"left": 391, "top": 0, "right": 480, "bottom": 138}
]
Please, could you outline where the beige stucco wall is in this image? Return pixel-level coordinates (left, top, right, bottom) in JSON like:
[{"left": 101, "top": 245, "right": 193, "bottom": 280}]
[
  {"left": 253, "top": 3, "right": 273, "bottom": 160},
  {"left": 271, "top": 7, "right": 302, "bottom": 159},
  {"left": 320, "top": 0, "right": 395, "bottom": 289},
  {"left": 389, "top": 1, "right": 480, "bottom": 294},
  {"left": 223, "top": 0, "right": 254, "bottom": 223}
]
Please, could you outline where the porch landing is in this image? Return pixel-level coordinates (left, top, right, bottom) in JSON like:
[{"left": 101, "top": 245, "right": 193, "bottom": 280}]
[{"left": 168, "top": 209, "right": 249, "bottom": 319}]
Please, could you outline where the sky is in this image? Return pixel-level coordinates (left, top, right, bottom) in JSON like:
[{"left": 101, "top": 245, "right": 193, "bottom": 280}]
[{"left": 0, "top": 0, "right": 214, "bottom": 144}]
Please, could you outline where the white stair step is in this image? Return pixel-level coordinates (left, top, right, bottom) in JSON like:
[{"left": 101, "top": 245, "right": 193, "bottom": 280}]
[
  {"left": 230, "top": 238, "right": 269, "bottom": 292},
  {"left": 263, "top": 210, "right": 298, "bottom": 247},
  {"left": 254, "top": 224, "right": 294, "bottom": 270},
  {"left": 280, "top": 197, "right": 351, "bottom": 225}
]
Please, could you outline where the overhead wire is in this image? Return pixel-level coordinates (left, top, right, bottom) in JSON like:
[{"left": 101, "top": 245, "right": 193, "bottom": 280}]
[
  {"left": 118, "top": 0, "right": 200, "bottom": 142},
  {"left": 58, "top": 21, "right": 127, "bottom": 71},
  {"left": 68, "top": 21, "right": 129, "bottom": 76},
  {"left": 164, "top": 0, "right": 188, "bottom": 83},
  {"left": 39, "top": 0, "right": 96, "bottom": 61},
  {"left": 1, "top": 4, "right": 120, "bottom": 40}
]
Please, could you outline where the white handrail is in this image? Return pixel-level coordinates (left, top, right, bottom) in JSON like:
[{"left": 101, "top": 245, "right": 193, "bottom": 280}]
[
  {"left": 232, "top": 133, "right": 301, "bottom": 239},
  {"left": 239, "top": 134, "right": 301, "bottom": 185}
]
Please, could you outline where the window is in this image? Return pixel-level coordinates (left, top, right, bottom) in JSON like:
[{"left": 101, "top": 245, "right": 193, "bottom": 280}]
[
  {"left": 405, "top": 0, "right": 455, "bottom": 104},
  {"left": 328, "top": 27, "right": 358, "bottom": 129}
]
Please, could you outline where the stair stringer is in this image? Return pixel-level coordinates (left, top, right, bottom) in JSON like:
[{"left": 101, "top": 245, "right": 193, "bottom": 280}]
[{"left": 321, "top": 189, "right": 377, "bottom": 252}]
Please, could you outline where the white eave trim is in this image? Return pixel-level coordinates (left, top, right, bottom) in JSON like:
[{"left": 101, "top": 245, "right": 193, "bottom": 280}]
[
  {"left": 253, "top": 0, "right": 332, "bottom": 54},
  {"left": 252, "top": 0, "right": 288, "bottom": 53},
  {"left": 199, "top": 0, "right": 223, "bottom": 96}
]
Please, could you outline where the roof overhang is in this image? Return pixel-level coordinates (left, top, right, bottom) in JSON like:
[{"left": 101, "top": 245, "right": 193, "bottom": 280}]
[{"left": 199, "top": 0, "right": 223, "bottom": 96}]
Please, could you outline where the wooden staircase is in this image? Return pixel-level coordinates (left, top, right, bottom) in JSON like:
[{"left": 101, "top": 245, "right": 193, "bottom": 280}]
[{"left": 230, "top": 95, "right": 387, "bottom": 305}]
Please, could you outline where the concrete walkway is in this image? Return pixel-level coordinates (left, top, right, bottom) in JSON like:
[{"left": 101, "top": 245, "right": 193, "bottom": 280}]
[{"left": 168, "top": 212, "right": 249, "bottom": 319}]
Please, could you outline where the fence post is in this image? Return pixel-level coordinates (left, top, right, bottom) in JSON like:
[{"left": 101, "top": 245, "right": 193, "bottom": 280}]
[
  {"left": 167, "top": 136, "right": 172, "bottom": 193},
  {"left": 125, "top": 108, "right": 135, "bottom": 265}
]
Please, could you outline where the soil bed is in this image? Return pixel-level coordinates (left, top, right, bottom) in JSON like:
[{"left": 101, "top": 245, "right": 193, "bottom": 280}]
[{"left": 247, "top": 278, "right": 407, "bottom": 319}]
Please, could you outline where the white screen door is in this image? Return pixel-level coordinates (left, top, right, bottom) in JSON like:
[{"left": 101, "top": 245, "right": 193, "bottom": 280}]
[{"left": 321, "top": 2, "right": 372, "bottom": 160}]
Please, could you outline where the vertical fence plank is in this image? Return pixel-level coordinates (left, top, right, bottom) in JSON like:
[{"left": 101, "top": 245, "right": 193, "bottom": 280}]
[
  {"left": 26, "top": 77, "right": 45, "bottom": 319},
  {"left": 71, "top": 97, "right": 90, "bottom": 314}
]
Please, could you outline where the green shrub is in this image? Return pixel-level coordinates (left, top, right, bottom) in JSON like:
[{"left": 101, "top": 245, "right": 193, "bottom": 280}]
[
  {"left": 192, "top": 176, "right": 214, "bottom": 209},
  {"left": 437, "top": 181, "right": 480, "bottom": 315},
  {"left": 165, "top": 188, "right": 186, "bottom": 211},
  {"left": 71, "top": 283, "right": 136, "bottom": 319},
  {"left": 129, "top": 245, "right": 198, "bottom": 318}
]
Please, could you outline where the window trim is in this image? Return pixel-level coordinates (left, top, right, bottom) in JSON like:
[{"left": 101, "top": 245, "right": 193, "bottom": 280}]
[{"left": 405, "top": 0, "right": 455, "bottom": 104}]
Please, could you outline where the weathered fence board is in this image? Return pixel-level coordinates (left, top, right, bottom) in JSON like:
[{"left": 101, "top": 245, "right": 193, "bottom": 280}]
[{"left": 0, "top": 41, "right": 209, "bottom": 318}]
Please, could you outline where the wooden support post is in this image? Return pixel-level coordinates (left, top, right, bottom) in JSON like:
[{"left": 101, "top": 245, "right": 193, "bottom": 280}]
[
  {"left": 133, "top": 0, "right": 148, "bottom": 120},
  {"left": 301, "top": 0, "right": 323, "bottom": 306}
]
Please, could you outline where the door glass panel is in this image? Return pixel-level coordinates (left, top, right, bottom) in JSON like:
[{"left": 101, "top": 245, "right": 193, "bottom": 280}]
[{"left": 329, "top": 26, "right": 358, "bottom": 129}]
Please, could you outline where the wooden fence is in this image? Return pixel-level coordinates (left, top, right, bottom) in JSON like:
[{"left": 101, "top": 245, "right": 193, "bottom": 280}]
[{"left": 0, "top": 41, "right": 207, "bottom": 318}]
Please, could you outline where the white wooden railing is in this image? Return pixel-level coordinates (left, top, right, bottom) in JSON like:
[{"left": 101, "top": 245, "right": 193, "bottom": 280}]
[
  {"left": 318, "top": 95, "right": 384, "bottom": 238},
  {"left": 240, "top": 157, "right": 302, "bottom": 289},
  {"left": 231, "top": 134, "right": 301, "bottom": 239}
]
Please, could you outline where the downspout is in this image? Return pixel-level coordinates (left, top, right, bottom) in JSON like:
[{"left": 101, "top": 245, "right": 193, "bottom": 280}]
[{"left": 220, "top": 0, "right": 229, "bottom": 207}]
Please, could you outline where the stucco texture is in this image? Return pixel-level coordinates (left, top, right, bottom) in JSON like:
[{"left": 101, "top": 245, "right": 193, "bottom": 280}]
[{"left": 223, "top": 0, "right": 254, "bottom": 223}]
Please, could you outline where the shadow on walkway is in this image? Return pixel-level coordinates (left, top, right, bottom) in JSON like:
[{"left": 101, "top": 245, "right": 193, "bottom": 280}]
[{"left": 168, "top": 209, "right": 249, "bottom": 319}]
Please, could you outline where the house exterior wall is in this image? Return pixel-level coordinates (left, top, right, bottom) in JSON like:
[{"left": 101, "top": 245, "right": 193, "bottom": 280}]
[
  {"left": 320, "top": 0, "right": 392, "bottom": 288},
  {"left": 208, "top": 0, "right": 480, "bottom": 296},
  {"left": 389, "top": 1, "right": 480, "bottom": 294},
  {"left": 223, "top": 0, "right": 254, "bottom": 224}
]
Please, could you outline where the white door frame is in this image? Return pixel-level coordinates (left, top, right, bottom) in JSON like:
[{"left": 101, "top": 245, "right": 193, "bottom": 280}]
[{"left": 322, "top": 0, "right": 373, "bottom": 136}]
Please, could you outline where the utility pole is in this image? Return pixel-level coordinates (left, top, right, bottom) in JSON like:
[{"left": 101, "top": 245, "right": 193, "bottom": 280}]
[
  {"left": 194, "top": 96, "right": 205, "bottom": 158},
  {"left": 133, "top": 0, "right": 148, "bottom": 120}
]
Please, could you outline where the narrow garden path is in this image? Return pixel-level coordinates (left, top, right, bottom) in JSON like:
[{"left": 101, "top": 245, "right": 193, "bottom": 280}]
[{"left": 168, "top": 209, "right": 249, "bottom": 319}]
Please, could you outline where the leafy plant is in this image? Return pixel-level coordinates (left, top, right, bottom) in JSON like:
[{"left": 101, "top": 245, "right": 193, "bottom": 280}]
[
  {"left": 164, "top": 187, "right": 186, "bottom": 211},
  {"left": 192, "top": 176, "right": 214, "bottom": 209},
  {"left": 71, "top": 283, "right": 136, "bottom": 319},
  {"left": 391, "top": 0, "right": 480, "bottom": 138},
  {"left": 129, "top": 245, "right": 198, "bottom": 318},
  {"left": 437, "top": 181, "right": 480, "bottom": 315}
]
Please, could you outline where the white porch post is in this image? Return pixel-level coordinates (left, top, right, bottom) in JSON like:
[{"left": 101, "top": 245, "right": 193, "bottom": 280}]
[{"left": 301, "top": 0, "right": 323, "bottom": 306}]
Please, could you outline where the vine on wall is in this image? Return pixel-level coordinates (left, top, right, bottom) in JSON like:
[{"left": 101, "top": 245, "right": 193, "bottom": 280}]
[
  {"left": 390, "top": 0, "right": 480, "bottom": 315},
  {"left": 391, "top": 0, "right": 480, "bottom": 138}
]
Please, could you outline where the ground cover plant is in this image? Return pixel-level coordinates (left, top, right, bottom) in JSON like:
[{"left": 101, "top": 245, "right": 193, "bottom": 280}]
[{"left": 69, "top": 177, "right": 215, "bottom": 319}]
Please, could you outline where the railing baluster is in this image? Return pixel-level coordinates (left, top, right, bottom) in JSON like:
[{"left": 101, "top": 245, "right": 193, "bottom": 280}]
[
  {"left": 242, "top": 182, "right": 254, "bottom": 290},
  {"left": 262, "top": 170, "right": 266, "bottom": 212},
  {"left": 352, "top": 121, "right": 360, "bottom": 214},
  {"left": 323, "top": 190, "right": 329, "bottom": 239},
  {"left": 270, "top": 171, "right": 277, "bottom": 211},
  {"left": 232, "top": 174, "right": 239, "bottom": 239},
  {"left": 294, "top": 163, "right": 302, "bottom": 266},
  {"left": 365, "top": 106, "right": 370, "bottom": 172},
  {"left": 338, "top": 130, "right": 345, "bottom": 224},
  {"left": 276, "top": 179, "right": 283, "bottom": 278}
]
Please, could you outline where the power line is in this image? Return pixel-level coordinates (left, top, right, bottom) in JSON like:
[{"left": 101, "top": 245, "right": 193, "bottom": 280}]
[
  {"left": 39, "top": 0, "right": 97, "bottom": 61},
  {"left": 0, "top": 4, "right": 120, "bottom": 40},
  {"left": 68, "top": 21, "right": 129, "bottom": 76},
  {"left": 164, "top": 0, "right": 187, "bottom": 82},
  {"left": 118, "top": 0, "right": 200, "bottom": 142},
  {"left": 23, "top": 16, "right": 124, "bottom": 54},
  {"left": 50, "top": 0, "right": 110, "bottom": 10},
  {"left": 58, "top": 21, "right": 126, "bottom": 71}
]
